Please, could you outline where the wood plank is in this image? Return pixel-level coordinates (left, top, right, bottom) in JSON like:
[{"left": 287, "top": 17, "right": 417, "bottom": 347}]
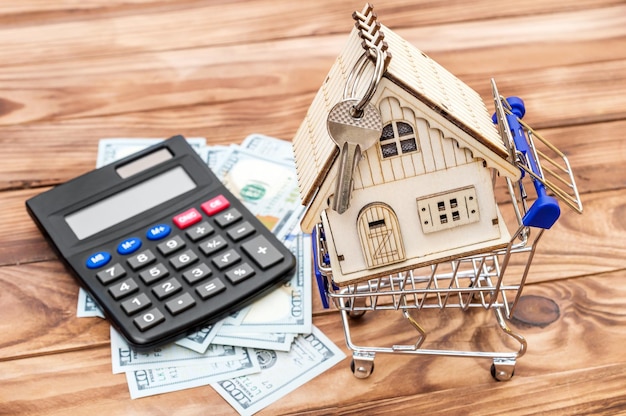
[
  {"left": 0, "top": 1, "right": 620, "bottom": 65},
  {"left": 2, "top": 269, "right": 626, "bottom": 414},
  {"left": 0, "top": 6, "right": 624, "bottom": 127}
]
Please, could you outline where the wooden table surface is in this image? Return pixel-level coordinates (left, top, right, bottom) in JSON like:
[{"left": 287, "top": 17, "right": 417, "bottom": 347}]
[{"left": 1, "top": 1, "right": 626, "bottom": 414}]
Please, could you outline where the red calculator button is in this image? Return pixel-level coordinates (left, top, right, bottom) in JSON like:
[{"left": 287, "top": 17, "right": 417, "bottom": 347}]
[
  {"left": 173, "top": 208, "right": 202, "bottom": 229},
  {"left": 201, "top": 195, "right": 230, "bottom": 216}
]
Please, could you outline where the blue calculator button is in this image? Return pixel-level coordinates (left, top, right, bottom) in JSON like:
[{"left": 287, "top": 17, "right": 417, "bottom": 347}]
[
  {"left": 117, "top": 237, "right": 142, "bottom": 255},
  {"left": 86, "top": 251, "right": 111, "bottom": 269},
  {"left": 146, "top": 224, "right": 171, "bottom": 241}
]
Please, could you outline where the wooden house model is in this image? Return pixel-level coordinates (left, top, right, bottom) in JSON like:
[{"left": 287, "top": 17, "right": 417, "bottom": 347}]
[{"left": 292, "top": 5, "right": 523, "bottom": 285}]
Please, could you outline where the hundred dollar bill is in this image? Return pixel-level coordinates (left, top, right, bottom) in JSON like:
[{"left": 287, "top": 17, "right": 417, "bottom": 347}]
[
  {"left": 96, "top": 137, "right": 206, "bottom": 168},
  {"left": 175, "top": 322, "right": 224, "bottom": 354},
  {"left": 211, "top": 327, "right": 346, "bottom": 416},
  {"left": 111, "top": 328, "right": 241, "bottom": 374},
  {"left": 76, "top": 288, "right": 105, "bottom": 318},
  {"left": 127, "top": 347, "right": 260, "bottom": 399},
  {"left": 240, "top": 133, "right": 295, "bottom": 164},
  {"left": 212, "top": 146, "right": 302, "bottom": 241},
  {"left": 212, "top": 332, "right": 295, "bottom": 352},
  {"left": 198, "top": 144, "right": 230, "bottom": 171},
  {"left": 219, "top": 233, "right": 312, "bottom": 334}
]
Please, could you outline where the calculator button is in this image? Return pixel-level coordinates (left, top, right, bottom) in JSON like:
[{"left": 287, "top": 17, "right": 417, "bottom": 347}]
[
  {"left": 139, "top": 263, "right": 169, "bottom": 284},
  {"left": 152, "top": 277, "right": 182, "bottom": 300},
  {"left": 196, "top": 278, "right": 226, "bottom": 300},
  {"left": 214, "top": 208, "right": 242, "bottom": 228},
  {"left": 173, "top": 208, "right": 202, "bottom": 229},
  {"left": 165, "top": 292, "right": 196, "bottom": 315},
  {"left": 182, "top": 263, "right": 212, "bottom": 284},
  {"left": 86, "top": 251, "right": 111, "bottom": 269},
  {"left": 134, "top": 308, "right": 165, "bottom": 332},
  {"left": 201, "top": 195, "right": 230, "bottom": 216},
  {"left": 121, "top": 293, "right": 152, "bottom": 315},
  {"left": 186, "top": 221, "right": 214, "bottom": 242},
  {"left": 169, "top": 249, "right": 199, "bottom": 271},
  {"left": 198, "top": 235, "right": 228, "bottom": 256},
  {"left": 96, "top": 263, "right": 127, "bottom": 284},
  {"left": 109, "top": 277, "right": 139, "bottom": 300},
  {"left": 211, "top": 249, "right": 241, "bottom": 270},
  {"left": 241, "top": 235, "right": 285, "bottom": 270},
  {"left": 225, "top": 263, "right": 255, "bottom": 284},
  {"left": 117, "top": 237, "right": 142, "bottom": 255},
  {"left": 146, "top": 224, "right": 171, "bottom": 241},
  {"left": 127, "top": 249, "right": 156, "bottom": 271},
  {"left": 226, "top": 221, "right": 256, "bottom": 242},
  {"left": 157, "top": 235, "right": 186, "bottom": 256}
]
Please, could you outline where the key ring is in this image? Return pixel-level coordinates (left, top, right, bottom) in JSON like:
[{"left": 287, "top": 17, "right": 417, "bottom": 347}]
[{"left": 343, "top": 47, "right": 385, "bottom": 117}]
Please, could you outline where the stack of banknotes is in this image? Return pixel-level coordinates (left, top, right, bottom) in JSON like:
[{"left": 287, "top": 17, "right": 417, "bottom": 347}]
[{"left": 76, "top": 134, "right": 345, "bottom": 414}]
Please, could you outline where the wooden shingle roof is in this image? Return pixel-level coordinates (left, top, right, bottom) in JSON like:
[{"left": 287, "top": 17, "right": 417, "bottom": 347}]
[{"left": 292, "top": 23, "right": 519, "bottom": 208}]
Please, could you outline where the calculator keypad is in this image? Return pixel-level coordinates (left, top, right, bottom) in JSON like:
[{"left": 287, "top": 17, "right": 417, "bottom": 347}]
[{"left": 86, "top": 194, "right": 290, "bottom": 345}]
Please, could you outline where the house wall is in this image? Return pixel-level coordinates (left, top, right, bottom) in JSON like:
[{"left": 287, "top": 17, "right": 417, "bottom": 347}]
[{"left": 322, "top": 82, "right": 512, "bottom": 285}]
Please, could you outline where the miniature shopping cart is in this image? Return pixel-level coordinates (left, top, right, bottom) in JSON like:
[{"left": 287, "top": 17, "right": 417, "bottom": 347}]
[{"left": 311, "top": 81, "right": 583, "bottom": 380}]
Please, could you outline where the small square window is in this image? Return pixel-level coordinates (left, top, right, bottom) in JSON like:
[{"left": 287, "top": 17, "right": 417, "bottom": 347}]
[
  {"left": 437, "top": 201, "right": 445, "bottom": 211},
  {"left": 440, "top": 214, "right": 448, "bottom": 224},
  {"left": 452, "top": 211, "right": 460, "bottom": 221},
  {"left": 450, "top": 198, "right": 458, "bottom": 208},
  {"left": 400, "top": 138, "right": 417, "bottom": 153}
]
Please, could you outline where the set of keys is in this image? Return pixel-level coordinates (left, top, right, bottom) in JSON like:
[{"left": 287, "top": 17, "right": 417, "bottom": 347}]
[{"left": 326, "top": 48, "right": 385, "bottom": 214}]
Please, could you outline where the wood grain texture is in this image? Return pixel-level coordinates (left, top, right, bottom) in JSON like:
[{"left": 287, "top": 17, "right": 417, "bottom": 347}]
[{"left": 1, "top": 0, "right": 625, "bottom": 414}]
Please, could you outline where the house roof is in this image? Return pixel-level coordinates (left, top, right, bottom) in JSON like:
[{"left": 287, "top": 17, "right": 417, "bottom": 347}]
[{"left": 292, "top": 23, "right": 518, "bottom": 208}]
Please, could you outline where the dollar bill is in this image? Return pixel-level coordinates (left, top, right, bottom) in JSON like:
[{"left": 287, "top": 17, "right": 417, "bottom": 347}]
[
  {"left": 212, "top": 332, "right": 295, "bottom": 352},
  {"left": 240, "top": 133, "right": 295, "bottom": 164},
  {"left": 219, "top": 233, "right": 312, "bottom": 334},
  {"left": 111, "top": 328, "right": 242, "bottom": 374},
  {"left": 76, "top": 288, "right": 105, "bottom": 318},
  {"left": 127, "top": 347, "right": 260, "bottom": 399},
  {"left": 212, "top": 146, "right": 302, "bottom": 240},
  {"left": 96, "top": 137, "right": 206, "bottom": 168},
  {"left": 174, "top": 323, "right": 224, "bottom": 354},
  {"left": 211, "top": 327, "right": 346, "bottom": 415}
]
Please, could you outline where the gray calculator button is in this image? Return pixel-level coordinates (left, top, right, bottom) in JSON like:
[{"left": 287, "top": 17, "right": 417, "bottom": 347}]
[
  {"left": 139, "top": 263, "right": 169, "bottom": 284},
  {"left": 157, "top": 235, "right": 186, "bottom": 256},
  {"left": 109, "top": 277, "right": 139, "bottom": 300},
  {"left": 96, "top": 263, "right": 126, "bottom": 284},
  {"left": 186, "top": 221, "right": 214, "bottom": 242},
  {"left": 127, "top": 249, "right": 156, "bottom": 271},
  {"left": 214, "top": 208, "right": 242, "bottom": 228},
  {"left": 211, "top": 249, "right": 241, "bottom": 270},
  {"left": 198, "top": 235, "right": 227, "bottom": 256},
  {"left": 195, "top": 278, "right": 226, "bottom": 300},
  {"left": 169, "top": 249, "right": 199, "bottom": 271},
  {"left": 241, "top": 235, "right": 285, "bottom": 270},
  {"left": 152, "top": 277, "right": 182, "bottom": 300},
  {"left": 133, "top": 307, "right": 165, "bottom": 332},
  {"left": 226, "top": 221, "right": 255, "bottom": 242},
  {"left": 182, "top": 263, "right": 212, "bottom": 284},
  {"left": 225, "top": 262, "right": 255, "bottom": 284},
  {"left": 121, "top": 293, "right": 152, "bottom": 315},
  {"left": 165, "top": 292, "right": 196, "bottom": 315}
]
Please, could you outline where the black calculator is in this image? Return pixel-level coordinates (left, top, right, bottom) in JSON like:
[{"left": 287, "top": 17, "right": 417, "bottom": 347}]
[{"left": 26, "top": 135, "right": 297, "bottom": 350}]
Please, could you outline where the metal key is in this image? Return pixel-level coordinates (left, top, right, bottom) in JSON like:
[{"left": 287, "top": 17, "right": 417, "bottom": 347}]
[{"left": 327, "top": 99, "right": 382, "bottom": 214}]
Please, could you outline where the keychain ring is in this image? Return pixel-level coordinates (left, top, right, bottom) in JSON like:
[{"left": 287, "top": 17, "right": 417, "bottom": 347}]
[{"left": 343, "top": 47, "right": 385, "bottom": 116}]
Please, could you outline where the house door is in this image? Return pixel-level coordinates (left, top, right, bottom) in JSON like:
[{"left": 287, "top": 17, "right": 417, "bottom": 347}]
[{"left": 357, "top": 203, "right": 406, "bottom": 269}]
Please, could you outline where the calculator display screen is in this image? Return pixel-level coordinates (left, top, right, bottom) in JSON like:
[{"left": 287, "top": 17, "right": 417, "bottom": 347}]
[{"left": 65, "top": 166, "right": 196, "bottom": 240}]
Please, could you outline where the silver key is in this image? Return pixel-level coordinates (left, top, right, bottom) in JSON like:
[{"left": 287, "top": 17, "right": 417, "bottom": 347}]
[{"left": 327, "top": 99, "right": 382, "bottom": 214}]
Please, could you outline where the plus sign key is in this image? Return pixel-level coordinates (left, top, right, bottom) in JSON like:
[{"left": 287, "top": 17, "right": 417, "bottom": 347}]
[{"left": 241, "top": 235, "right": 285, "bottom": 270}]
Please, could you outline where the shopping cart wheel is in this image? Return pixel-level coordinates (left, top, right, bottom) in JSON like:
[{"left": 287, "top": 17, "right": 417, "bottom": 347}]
[
  {"left": 350, "top": 352, "right": 375, "bottom": 378},
  {"left": 490, "top": 358, "right": 516, "bottom": 381},
  {"left": 344, "top": 299, "right": 367, "bottom": 319}
]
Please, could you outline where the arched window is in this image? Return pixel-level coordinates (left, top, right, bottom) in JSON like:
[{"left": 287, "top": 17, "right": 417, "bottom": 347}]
[{"left": 379, "top": 121, "right": 419, "bottom": 158}]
